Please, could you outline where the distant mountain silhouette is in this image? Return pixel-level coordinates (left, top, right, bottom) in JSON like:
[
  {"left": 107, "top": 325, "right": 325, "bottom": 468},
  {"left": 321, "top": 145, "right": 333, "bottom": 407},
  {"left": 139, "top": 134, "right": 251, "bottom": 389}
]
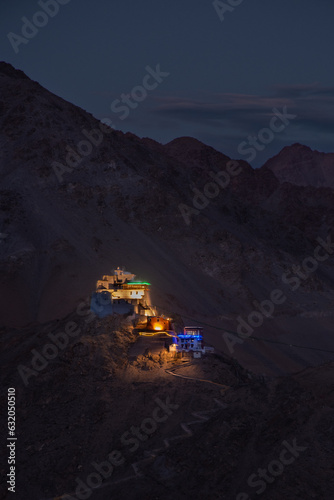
[{"left": 262, "top": 143, "right": 334, "bottom": 188}]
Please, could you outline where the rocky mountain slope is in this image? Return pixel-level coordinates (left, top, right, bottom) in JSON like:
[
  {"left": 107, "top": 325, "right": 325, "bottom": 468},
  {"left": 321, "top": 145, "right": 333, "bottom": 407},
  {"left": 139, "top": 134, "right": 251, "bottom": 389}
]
[
  {"left": 1, "top": 61, "right": 334, "bottom": 375},
  {"left": 262, "top": 143, "right": 334, "bottom": 188},
  {"left": 1, "top": 314, "right": 333, "bottom": 499}
]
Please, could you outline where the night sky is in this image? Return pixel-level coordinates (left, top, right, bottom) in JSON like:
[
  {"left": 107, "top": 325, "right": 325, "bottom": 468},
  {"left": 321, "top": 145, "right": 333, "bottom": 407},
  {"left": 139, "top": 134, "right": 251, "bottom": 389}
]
[{"left": 1, "top": 0, "right": 334, "bottom": 166}]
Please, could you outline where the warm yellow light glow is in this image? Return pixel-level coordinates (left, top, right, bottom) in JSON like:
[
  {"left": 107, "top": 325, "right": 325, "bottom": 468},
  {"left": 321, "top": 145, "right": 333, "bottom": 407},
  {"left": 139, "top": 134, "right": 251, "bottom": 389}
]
[{"left": 154, "top": 325, "right": 163, "bottom": 331}]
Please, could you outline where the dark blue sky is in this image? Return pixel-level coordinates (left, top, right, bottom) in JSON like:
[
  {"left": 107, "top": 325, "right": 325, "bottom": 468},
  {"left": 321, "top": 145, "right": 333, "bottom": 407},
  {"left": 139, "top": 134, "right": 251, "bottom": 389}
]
[{"left": 1, "top": 0, "right": 334, "bottom": 166}]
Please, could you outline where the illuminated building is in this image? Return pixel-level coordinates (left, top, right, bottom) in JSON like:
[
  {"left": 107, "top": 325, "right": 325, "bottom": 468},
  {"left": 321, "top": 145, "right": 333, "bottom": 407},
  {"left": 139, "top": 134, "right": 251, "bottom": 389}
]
[
  {"left": 94, "top": 267, "right": 156, "bottom": 316},
  {"left": 175, "top": 326, "right": 205, "bottom": 356},
  {"left": 146, "top": 316, "right": 171, "bottom": 332}
]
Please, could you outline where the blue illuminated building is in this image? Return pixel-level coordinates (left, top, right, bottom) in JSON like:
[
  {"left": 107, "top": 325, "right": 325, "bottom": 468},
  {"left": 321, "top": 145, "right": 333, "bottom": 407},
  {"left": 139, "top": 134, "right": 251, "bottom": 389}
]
[{"left": 175, "top": 326, "right": 204, "bottom": 353}]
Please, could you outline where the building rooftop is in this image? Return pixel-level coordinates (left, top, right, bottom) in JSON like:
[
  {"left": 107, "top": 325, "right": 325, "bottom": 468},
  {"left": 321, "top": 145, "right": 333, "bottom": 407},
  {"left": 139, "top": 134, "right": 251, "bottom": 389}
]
[{"left": 127, "top": 281, "right": 151, "bottom": 286}]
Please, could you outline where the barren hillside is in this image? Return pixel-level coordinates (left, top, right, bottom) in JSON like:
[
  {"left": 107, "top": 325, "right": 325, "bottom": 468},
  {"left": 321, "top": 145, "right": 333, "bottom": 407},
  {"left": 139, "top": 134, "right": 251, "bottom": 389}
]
[{"left": 1, "top": 61, "right": 334, "bottom": 375}]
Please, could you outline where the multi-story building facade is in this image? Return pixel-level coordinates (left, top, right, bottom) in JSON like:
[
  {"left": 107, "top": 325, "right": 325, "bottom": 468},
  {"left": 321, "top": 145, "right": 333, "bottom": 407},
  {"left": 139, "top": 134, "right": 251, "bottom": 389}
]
[{"left": 94, "top": 267, "right": 155, "bottom": 316}]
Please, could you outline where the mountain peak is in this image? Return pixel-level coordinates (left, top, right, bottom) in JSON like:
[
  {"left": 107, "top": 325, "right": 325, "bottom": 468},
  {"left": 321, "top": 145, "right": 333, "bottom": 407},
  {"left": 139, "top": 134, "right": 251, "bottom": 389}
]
[
  {"left": 163, "top": 136, "right": 231, "bottom": 170},
  {"left": 263, "top": 144, "right": 334, "bottom": 188},
  {"left": 0, "top": 61, "right": 29, "bottom": 80},
  {"left": 165, "top": 136, "right": 209, "bottom": 150}
]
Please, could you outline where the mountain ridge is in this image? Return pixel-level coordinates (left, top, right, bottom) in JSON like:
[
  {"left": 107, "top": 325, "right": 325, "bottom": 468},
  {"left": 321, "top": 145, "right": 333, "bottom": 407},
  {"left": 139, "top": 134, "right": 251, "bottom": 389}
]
[
  {"left": 1, "top": 61, "right": 334, "bottom": 376},
  {"left": 262, "top": 142, "right": 334, "bottom": 188}
]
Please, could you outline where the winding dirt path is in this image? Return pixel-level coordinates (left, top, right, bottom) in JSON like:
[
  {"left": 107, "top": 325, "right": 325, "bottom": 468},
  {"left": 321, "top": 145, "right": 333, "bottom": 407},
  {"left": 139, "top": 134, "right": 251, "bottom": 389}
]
[{"left": 165, "top": 362, "right": 230, "bottom": 391}]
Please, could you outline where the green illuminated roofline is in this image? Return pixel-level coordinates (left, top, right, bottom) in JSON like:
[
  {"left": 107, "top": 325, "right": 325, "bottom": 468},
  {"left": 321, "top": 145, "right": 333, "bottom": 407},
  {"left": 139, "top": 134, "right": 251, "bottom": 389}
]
[{"left": 127, "top": 281, "right": 151, "bottom": 285}]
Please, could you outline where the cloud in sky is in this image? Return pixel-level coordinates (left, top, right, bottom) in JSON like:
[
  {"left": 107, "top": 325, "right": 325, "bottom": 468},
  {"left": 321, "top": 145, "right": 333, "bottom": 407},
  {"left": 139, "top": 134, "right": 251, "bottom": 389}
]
[
  {"left": 99, "top": 83, "right": 334, "bottom": 167},
  {"left": 122, "top": 84, "right": 332, "bottom": 165},
  {"left": 2, "top": 0, "right": 333, "bottom": 166},
  {"left": 151, "top": 85, "right": 334, "bottom": 132}
]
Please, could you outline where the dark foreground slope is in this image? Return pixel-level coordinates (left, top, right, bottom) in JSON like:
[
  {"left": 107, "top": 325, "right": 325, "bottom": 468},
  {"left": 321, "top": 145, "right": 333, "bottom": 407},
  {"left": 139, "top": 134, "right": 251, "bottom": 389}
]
[{"left": 0, "top": 315, "right": 333, "bottom": 499}]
